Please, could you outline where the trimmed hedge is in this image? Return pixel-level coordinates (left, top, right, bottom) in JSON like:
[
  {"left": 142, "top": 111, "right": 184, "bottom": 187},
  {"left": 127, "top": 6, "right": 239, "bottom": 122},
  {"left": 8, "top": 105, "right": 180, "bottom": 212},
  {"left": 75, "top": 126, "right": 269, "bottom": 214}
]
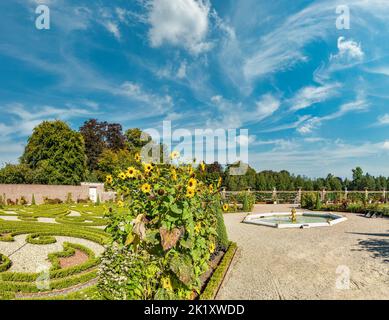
[
  {"left": 26, "top": 233, "right": 56, "bottom": 245},
  {"left": 200, "top": 242, "right": 237, "bottom": 300},
  {"left": 0, "top": 253, "right": 11, "bottom": 272}
]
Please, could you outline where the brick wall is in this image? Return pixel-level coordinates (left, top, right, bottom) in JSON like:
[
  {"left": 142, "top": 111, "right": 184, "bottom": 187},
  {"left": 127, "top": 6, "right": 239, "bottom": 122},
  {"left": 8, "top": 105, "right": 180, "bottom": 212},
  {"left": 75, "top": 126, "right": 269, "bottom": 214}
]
[{"left": 0, "top": 183, "right": 115, "bottom": 205}]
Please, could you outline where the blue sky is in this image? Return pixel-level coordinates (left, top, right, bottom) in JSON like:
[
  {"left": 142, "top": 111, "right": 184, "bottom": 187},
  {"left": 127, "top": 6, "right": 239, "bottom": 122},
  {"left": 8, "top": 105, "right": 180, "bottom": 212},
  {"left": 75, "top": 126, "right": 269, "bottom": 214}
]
[{"left": 1, "top": 0, "right": 389, "bottom": 178}]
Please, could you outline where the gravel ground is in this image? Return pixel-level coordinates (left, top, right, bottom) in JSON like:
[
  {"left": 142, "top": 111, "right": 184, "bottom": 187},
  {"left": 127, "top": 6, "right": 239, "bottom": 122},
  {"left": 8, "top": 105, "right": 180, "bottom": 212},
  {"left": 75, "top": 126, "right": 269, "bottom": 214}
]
[
  {"left": 0, "top": 216, "right": 20, "bottom": 221},
  {"left": 0, "top": 216, "right": 58, "bottom": 224},
  {"left": 216, "top": 204, "right": 389, "bottom": 300},
  {"left": 0, "top": 235, "right": 105, "bottom": 273},
  {"left": 36, "top": 218, "right": 58, "bottom": 224},
  {"left": 68, "top": 211, "right": 81, "bottom": 217}
]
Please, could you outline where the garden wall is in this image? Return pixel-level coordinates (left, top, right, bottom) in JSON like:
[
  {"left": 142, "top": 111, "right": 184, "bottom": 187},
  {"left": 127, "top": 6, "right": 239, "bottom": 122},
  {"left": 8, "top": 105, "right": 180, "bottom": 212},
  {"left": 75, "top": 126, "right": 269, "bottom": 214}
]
[{"left": 0, "top": 183, "right": 115, "bottom": 205}]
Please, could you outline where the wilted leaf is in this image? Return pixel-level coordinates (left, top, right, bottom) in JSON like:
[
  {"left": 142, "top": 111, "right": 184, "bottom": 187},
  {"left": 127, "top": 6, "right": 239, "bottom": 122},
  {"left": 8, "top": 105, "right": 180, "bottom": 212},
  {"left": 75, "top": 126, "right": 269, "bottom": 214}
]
[
  {"left": 159, "top": 227, "right": 185, "bottom": 251},
  {"left": 131, "top": 214, "right": 147, "bottom": 240}
]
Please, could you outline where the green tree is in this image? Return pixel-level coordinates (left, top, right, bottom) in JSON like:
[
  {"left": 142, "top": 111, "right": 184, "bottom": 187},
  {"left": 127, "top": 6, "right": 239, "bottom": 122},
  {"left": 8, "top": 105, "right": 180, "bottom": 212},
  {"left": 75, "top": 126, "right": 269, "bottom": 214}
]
[
  {"left": 21, "top": 120, "right": 87, "bottom": 185},
  {"left": 125, "top": 128, "right": 152, "bottom": 152},
  {"left": 351, "top": 167, "right": 364, "bottom": 190},
  {"left": 97, "top": 148, "right": 135, "bottom": 176},
  {"left": 0, "top": 164, "right": 33, "bottom": 184}
]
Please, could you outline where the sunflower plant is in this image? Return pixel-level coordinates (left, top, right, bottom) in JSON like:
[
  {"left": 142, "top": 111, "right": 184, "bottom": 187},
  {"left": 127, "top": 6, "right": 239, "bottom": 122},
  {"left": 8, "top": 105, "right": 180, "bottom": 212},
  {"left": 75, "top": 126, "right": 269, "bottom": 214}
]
[{"left": 99, "top": 153, "right": 228, "bottom": 300}]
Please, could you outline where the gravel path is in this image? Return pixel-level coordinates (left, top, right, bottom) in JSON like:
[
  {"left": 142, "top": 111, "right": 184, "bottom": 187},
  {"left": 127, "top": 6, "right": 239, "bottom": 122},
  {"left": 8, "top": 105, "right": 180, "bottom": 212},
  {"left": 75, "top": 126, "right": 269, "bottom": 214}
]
[
  {"left": 0, "top": 216, "right": 58, "bottom": 224},
  {"left": 0, "top": 235, "right": 105, "bottom": 273},
  {"left": 216, "top": 204, "right": 389, "bottom": 300},
  {"left": 68, "top": 211, "right": 81, "bottom": 217},
  {"left": 0, "top": 216, "right": 20, "bottom": 221}
]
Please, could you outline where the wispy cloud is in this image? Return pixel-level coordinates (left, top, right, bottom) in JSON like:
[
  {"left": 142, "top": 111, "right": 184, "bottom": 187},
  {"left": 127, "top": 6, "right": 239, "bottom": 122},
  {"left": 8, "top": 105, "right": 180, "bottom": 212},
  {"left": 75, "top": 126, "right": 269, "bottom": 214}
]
[
  {"left": 255, "top": 94, "right": 281, "bottom": 121},
  {"left": 377, "top": 114, "right": 389, "bottom": 126},
  {"left": 0, "top": 103, "right": 99, "bottom": 138},
  {"left": 289, "top": 83, "right": 341, "bottom": 111},
  {"left": 297, "top": 94, "right": 370, "bottom": 134}
]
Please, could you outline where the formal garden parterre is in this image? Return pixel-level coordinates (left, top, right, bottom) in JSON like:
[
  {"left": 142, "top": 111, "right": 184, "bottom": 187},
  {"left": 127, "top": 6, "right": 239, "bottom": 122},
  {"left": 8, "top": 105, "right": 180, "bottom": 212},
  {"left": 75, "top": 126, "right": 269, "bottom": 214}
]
[{"left": 0, "top": 203, "right": 112, "bottom": 300}]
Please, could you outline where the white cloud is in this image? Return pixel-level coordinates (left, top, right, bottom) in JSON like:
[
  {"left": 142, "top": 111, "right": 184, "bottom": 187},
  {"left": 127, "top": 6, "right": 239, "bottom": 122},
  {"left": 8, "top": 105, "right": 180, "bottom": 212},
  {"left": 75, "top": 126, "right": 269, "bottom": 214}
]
[
  {"left": 255, "top": 94, "right": 280, "bottom": 121},
  {"left": 177, "top": 61, "right": 187, "bottom": 79},
  {"left": 0, "top": 103, "right": 98, "bottom": 139},
  {"left": 235, "top": 134, "right": 257, "bottom": 147},
  {"left": 219, "top": 0, "right": 389, "bottom": 91},
  {"left": 331, "top": 37, "right": 364, "bottom": 61},
  {"left": 208, "top": 93, "right": 280, "bottom": 128},
  {"left": 104, "top": 21, "right": 121, "bottom": 40},
  {"left": 378, "top": 114, "right": 389, "bottom": 126},
  {"left": 119, "top": 81, "right": 174, "bottom": 112},
  {"left": 297, "top": 95, "right": 369, "bottom": 134},
  {"left": 147, "top": 0, "right": 212, "bottom": 54},
  {"left": 290, "top": 83, "right": 341, "bottom": 111},
  {"left": 382, "top": 141, "right": 389, "bottom": 150}
]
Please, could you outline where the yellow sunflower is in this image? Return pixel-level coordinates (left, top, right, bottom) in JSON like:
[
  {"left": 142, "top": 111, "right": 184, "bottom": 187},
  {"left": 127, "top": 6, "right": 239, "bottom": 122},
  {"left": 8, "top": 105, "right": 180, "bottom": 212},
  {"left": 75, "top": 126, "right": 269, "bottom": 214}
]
[
  {"left": 126, "top": 167, "right": 136, "bottom": 178},
  {"left": 161, "top": 277, "right": 173, "bottom": 291},
  {"left": 134, "top": 153, "right": 141, "bottom": 163},
  {"left": 171, "top": 169, "right": 177, "bottom": 181},
  {"left": 209, "top": 242, "right": 215, "bottom": 254},
  {"left": 118, "top": 172, "right": 127, "bottom": 180},
  {"left": 143, "top": 163, "right": 153, "bottom": 173},
  {"left": 117, "top": 200, "right": 124, "bottom": 208},
  {"left": 209, "top": 184, "right": 214, "bottom": 193},
  {"left": 223, "top": 204, "right": 229, "bottom": 212},
  {"left": 186, "top": 188, "right": 195, "bottom": 198},
  {"left": 170, "top": 150, "right": 180, "bottom": 160},
  {"left": 200, "top": 162, "right": 206, "bottom": 172},
  {"left": 105, "top": 175, "right": 113, "bottom": 185},
  {"left": 194, "top": 222, "right": 201, "bottom": 234},
  {"left": 141, "top": 183, "right": 151, "bottom": 194},
  {"left": 217, "top": 177, "right": 223, "bottom": 188},
  {"left": 187, "top": 178, "right": 197, "bottom": 190}
]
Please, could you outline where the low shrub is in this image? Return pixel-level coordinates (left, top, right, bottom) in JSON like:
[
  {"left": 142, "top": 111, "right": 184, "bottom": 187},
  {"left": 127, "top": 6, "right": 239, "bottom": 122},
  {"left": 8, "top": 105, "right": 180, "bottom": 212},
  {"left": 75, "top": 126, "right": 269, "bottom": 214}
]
[
  {"left": 26, "top": 233, "right": 57, "bottom": 245},
  {"left": 65, "top": 193, "right": 74, "bottom": 204},
  {"left": 239, "top": 192, "right": 255, "bottom": 212},
  {"left": 301, "top": 192, "right": 316, "bottom": 209},
  {"left": 0, "top": 253, "right": 11, "bottom": 272},
  {"left": 20, "top": 197, "right": 28, "bottom": 206},
  {"left": 77, "top": 199, "right": 89, "bottom": 204},
  {"left": 200, "top": 242, "right": 237, "bottom": 300},
  {"left": 43, "top": 197, "right": 63, "bottom": 205}
]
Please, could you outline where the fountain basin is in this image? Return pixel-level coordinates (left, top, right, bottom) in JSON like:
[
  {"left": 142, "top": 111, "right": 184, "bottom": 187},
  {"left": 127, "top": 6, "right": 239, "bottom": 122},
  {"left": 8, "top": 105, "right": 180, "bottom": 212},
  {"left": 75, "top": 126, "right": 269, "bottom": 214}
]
[{"left": 243, "top": 212, "right": 347, "bottom": 229}]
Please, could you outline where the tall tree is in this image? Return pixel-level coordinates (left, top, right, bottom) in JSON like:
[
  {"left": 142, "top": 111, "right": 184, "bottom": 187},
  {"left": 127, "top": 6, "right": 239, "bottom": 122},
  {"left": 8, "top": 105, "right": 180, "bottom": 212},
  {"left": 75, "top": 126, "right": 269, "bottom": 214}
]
[
  {"left": 106, "top": 123, "right": 126, "bottom": 150},
  {"left": 21, "top": 120, "right": 87, "bottom": 185},
  {"left": 125, "top": 128, "right": 152, "bottom": 152},
  {"left": 80, "top": 119, "right": 106, "bottom": 171}
]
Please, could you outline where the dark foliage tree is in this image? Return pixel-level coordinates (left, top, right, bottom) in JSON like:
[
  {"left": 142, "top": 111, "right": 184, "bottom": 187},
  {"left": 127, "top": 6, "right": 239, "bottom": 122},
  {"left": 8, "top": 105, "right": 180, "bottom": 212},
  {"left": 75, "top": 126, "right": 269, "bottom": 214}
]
[
  {"left": 106, "top": 123, "right": 126, "bottom": 151},
  {"left": 80, "top": 119, "right": 106, "bottom": 171}
]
